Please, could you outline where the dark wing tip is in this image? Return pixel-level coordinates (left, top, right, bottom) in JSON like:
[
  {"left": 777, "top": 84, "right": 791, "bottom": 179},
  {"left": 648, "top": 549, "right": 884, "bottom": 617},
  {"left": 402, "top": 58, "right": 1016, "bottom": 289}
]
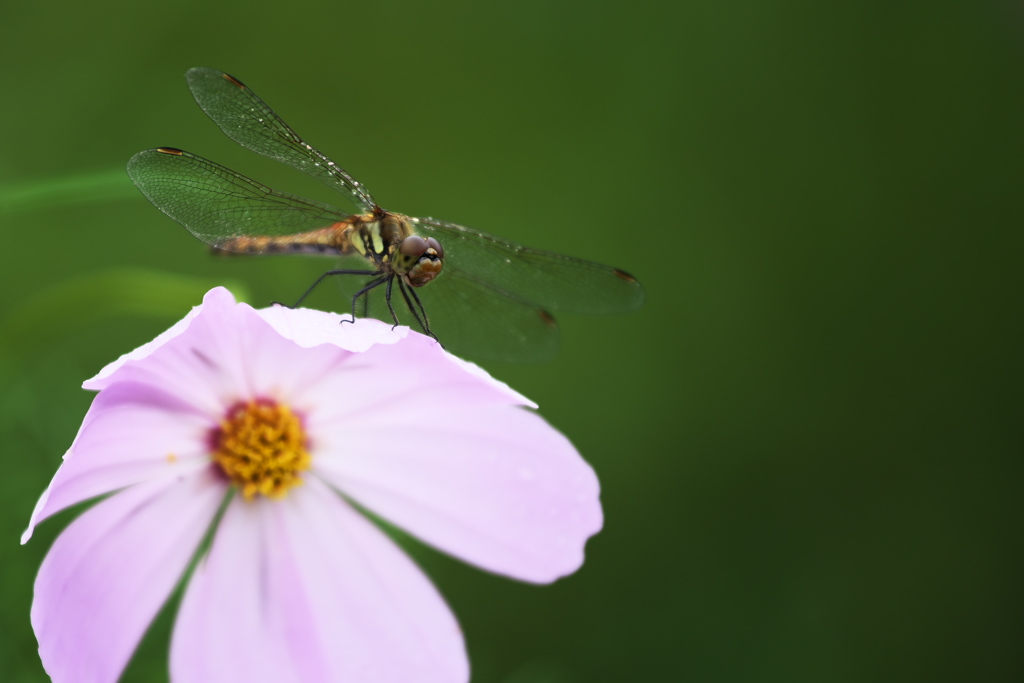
[
  {"left": 613, "top": 268, "right": 639, "bottom": 284},
  {"left": 185, "top": 67, "right": 247, "bottom": 90},
  {"left": 538, "top": 309, "right": 558, "bottom": 329},
  {"left": 614, "top": 268, "right": 646, "bottom": 310},
  {"left": 221, "top": 72, "right": 247, "bottom": 89}
]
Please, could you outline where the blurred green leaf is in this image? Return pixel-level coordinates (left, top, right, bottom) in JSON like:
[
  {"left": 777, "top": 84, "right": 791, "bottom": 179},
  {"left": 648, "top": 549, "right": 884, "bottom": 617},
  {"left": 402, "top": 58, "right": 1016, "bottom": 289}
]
[
  {"left": 0, "top": 267, "right": 249, "bottom": 357},
  {"left": 0, "top": 168, "right": 137, "bottom": 214},
  {"left": 501, "top": 661, "right": 571, "bottom": 683}
]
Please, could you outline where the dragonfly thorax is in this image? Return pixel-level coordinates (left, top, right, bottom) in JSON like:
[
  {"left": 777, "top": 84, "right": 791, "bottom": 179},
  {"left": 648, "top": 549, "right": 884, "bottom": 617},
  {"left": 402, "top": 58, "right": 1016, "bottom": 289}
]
[{"left": 352, "top": 213, "right": 443, "bottom": 286}]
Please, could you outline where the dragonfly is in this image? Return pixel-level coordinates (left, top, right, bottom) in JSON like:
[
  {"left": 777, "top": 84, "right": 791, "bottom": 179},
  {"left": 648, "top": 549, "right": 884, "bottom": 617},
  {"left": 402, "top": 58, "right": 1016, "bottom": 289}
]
[{"left": 127, "top": 67, "right": 645, "bottom": 362}]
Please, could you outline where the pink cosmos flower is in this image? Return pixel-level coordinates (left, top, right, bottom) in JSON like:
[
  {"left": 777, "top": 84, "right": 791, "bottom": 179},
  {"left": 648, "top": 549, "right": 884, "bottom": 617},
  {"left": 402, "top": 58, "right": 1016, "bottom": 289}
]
[{"left": 22, "top": 287, "right": 602, "bottom": 683}]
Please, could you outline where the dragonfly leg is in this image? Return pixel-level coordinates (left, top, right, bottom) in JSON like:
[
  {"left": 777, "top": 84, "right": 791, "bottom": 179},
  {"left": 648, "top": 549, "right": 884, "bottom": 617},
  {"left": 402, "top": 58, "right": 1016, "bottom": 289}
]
[
  {"left": 395, "top": 278, "right": 424, "bottom": 332},
  {"left": 294, "top": 269, "right": 379, "bottom": 308},
  {"left": 384, "top": 275, "right": 401, "bottom": 328},
  {"left": 398, "top": 280, "right": 441, "bottom": 347},
  {"left": 345, "top": 276, "right": 387, "bottom": 325},
  {"left": 406, "top": 285, "right": 434, "bottom": 336}
]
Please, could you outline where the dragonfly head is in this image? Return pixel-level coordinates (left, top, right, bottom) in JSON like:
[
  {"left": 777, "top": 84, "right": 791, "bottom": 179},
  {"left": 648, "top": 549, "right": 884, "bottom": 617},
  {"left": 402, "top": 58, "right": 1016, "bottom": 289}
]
[{"left": 395, "top": 235, "right": 444, "bottom": 287}]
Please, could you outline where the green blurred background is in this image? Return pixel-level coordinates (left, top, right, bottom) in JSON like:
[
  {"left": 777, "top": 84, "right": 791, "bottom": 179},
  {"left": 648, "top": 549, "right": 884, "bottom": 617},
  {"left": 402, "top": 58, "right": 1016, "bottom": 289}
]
[{"left": 2, "top": 1, "right": 1022, "bottom": 681}]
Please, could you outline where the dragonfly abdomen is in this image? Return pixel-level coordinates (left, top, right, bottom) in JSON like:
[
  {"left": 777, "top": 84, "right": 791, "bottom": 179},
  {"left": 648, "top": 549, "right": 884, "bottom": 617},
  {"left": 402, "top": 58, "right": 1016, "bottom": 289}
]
[{"left": 216, "top": 222, "right": 355, "bottom": 255}]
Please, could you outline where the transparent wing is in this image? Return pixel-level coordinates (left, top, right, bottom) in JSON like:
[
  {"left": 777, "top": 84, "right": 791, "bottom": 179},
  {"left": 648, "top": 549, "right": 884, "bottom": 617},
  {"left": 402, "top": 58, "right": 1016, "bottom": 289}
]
[
  {"left": 318, "top": 261, "right": 561, "bottom": 363},
  {"left": 127, "top": 148, "right": 352, "bottom": 252},
  {"left": 185, "top": 67, "right": 376, "bottom": 214},
  {"left": 416, "top": 267, "right": 561, "bottom": 362},
  {"left": 411, "top": 216, "right": 645, "bottom": 314}
]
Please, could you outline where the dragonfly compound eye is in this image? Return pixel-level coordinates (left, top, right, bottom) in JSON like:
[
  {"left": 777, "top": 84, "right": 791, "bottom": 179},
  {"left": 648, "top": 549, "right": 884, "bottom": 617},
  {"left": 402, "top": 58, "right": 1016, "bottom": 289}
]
[
  {"left": 399, "top": 235, "right": 428, "bottom": 258},
  {"left": 426, "top": 237, "right": 444, "bottom": 258}
]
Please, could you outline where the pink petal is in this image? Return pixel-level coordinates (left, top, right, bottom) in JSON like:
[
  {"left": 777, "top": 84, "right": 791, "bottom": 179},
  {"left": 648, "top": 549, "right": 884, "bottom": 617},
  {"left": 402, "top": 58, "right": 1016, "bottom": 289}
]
[
  {"left": 440, "top": 352, "right": 537, "bottom": 409},
  {"left": 83, "top": 288, "right": 411, "bottom": 419},
  {"left": 299, "top": 339, "right": 601, "bottom": 584},
  {"left": 84, "top": 287, "right": 231, "bottom": 392},
  {"left": 81, "top": 287, "right": 315, "bottom": 411},
  {"left": 256, "top": 303, "right": 407, "bottom": 351},
  {"left": 314, "top": 399, "right": 602, "bottom": 584},
  {"left": 172, "top": 477, "right": 467, "bottom": 683},
  {"left": 22, "top": 381, "right": 213, "bottom": 543},
  {"left": 293, "top": 328, "right": 534, "bottom": 430},
  {"left": 32, "top": 470, "right": 225, "bottom": 683}
]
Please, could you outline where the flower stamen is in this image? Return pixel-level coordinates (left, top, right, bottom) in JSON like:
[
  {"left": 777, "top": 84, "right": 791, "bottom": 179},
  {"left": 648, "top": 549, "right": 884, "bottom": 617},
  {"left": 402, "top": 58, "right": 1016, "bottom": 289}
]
[{"left": 211, "top": 400, "right": 311, "bottom": 501}]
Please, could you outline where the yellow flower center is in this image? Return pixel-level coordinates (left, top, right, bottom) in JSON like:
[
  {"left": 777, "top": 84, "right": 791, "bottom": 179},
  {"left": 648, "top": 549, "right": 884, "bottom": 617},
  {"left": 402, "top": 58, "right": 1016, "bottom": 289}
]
[{"left": 211, "top": 400, "right": 311, "bottom": 501}]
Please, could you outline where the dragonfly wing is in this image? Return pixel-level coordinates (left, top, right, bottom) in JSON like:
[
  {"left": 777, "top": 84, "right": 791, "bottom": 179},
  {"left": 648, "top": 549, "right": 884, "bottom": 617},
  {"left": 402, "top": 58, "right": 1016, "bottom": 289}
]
[
  {"left": 327, "top": 263, "right": 560, "bottom": 362},
  {"left": 416, "top": 266, "right": 561, "bottom": 362},
  {"left": 411, "top": 217, "right": 645, "bottom": 315},
  {"left": 185, "top": 67, "right": 376, "bottom": 214},
  {"left": 127, "top": 148, "right": 352, "bottom": 252}
]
